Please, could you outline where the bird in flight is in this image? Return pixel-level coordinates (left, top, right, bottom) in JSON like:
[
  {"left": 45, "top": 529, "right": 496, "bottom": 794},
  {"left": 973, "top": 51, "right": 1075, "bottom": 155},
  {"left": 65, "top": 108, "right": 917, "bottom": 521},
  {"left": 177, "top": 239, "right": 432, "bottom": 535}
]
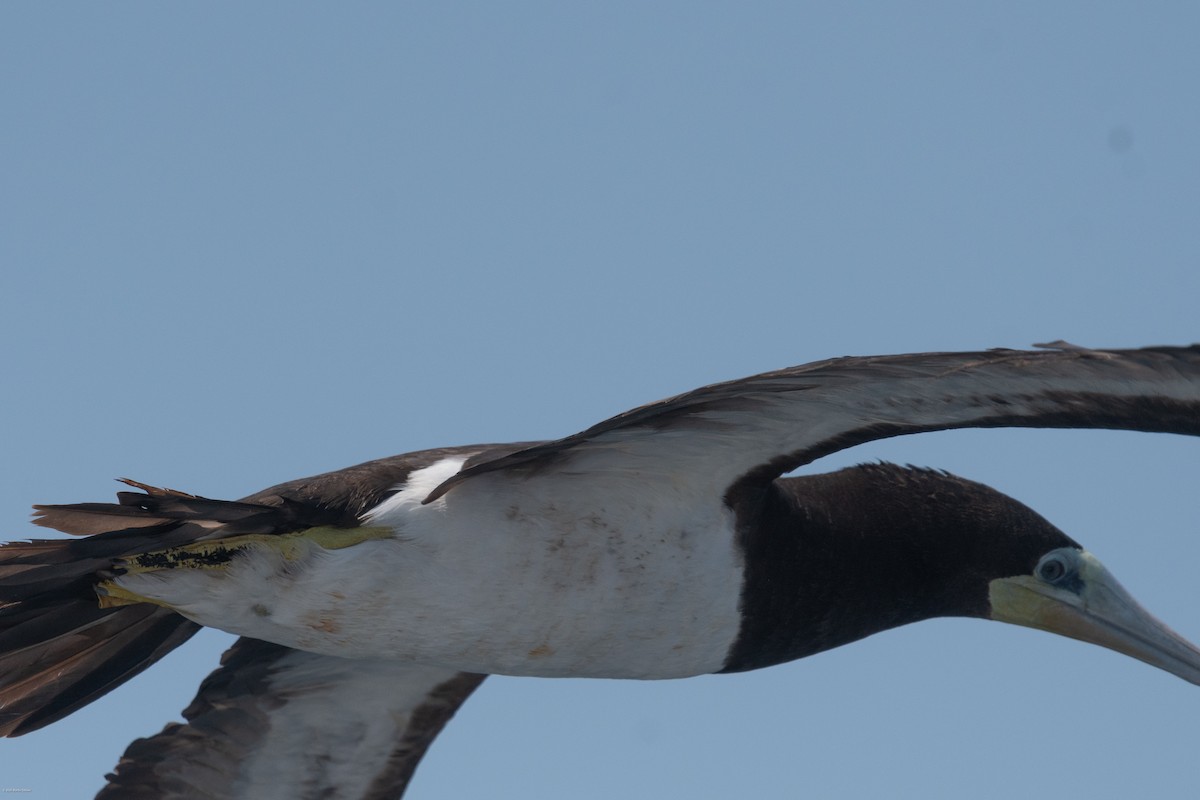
[{"left": 2, "top": 344, "right": 1198, "bottom": 799}]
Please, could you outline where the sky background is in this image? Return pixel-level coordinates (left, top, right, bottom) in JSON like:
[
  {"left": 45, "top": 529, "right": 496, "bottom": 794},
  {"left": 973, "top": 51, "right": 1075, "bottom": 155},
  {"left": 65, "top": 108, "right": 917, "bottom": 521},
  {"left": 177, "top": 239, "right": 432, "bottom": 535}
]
[{"left": 2, "top": 3, "right": 1198, "bottom": 798}]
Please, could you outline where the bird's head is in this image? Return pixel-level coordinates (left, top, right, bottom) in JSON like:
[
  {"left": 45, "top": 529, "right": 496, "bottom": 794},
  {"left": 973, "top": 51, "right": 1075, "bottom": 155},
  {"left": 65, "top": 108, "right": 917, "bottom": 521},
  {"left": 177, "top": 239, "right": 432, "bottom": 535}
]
[
  {"left": 988, "top": 545, "right": 1200, "bottom": 685},
  {"left": 731, "top": 464, "right": 1200, "bottom": 683},
  {"left": 855, "top": 464, "right": 1200, "bottom": 684}
]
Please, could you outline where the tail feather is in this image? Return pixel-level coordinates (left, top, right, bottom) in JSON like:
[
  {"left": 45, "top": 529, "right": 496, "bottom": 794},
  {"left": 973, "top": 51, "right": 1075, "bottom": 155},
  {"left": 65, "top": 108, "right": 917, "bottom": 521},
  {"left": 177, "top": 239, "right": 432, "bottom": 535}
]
[
  {"left": 0, "top": 595, "right": 114, "bottom": 657},
  {"left": 0, "top": 602, "right": 198, "bottom": 736},
  {"left": 0, "top": 482, "right": 260, "bottom": 738}
]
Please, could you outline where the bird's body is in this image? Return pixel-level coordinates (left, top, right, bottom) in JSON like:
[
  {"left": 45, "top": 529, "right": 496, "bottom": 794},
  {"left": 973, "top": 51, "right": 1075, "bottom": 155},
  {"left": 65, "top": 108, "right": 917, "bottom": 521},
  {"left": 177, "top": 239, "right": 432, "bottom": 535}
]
[
  {"left": 3, "top": 344, "right": 1200, "bottom": 799},
  {"left": 114, "top": 449, "right": 745, "bottom": 678}
]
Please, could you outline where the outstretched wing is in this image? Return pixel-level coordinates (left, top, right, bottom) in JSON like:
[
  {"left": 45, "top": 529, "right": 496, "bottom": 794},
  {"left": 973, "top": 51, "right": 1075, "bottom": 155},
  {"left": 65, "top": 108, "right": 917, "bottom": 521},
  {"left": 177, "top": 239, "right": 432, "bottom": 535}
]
[
  {"left": 427, "top": 345, "right": 1200, "bottom": 503},
  {"left": 98, "top": 637, "right": 485, "bottom": 800}
]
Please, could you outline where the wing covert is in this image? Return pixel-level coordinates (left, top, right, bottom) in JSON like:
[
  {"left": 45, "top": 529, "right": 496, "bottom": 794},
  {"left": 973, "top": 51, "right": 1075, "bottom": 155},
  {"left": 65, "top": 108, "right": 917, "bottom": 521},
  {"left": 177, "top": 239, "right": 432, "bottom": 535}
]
[
  {"left": 98, "top": 638, "right": 485, "bottom": 800},
  {"left": 426, "top": 345, "right": 1200, "bottom": 503}
]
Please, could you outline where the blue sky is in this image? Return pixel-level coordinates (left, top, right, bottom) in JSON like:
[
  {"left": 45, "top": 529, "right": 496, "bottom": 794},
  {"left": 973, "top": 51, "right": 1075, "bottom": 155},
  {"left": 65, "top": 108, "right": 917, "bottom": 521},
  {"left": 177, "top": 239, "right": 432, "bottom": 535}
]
[{"left": 2, "top": 3, "right": 1198, "bottom": 797}]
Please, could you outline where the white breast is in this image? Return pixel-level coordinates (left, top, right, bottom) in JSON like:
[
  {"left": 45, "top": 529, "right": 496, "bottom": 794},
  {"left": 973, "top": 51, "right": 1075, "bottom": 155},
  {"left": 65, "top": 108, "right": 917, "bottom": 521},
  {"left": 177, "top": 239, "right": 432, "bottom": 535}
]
[{"left": 113, "top": 456, "right": 747, "bottom": 679}]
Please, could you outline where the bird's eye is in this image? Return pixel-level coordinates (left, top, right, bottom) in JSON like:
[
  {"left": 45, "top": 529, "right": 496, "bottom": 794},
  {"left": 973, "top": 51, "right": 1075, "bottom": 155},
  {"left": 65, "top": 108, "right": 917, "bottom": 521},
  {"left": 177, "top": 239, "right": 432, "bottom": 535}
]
[{"left": 1036, "top": 554, "right": 1070, "bottom": 584}]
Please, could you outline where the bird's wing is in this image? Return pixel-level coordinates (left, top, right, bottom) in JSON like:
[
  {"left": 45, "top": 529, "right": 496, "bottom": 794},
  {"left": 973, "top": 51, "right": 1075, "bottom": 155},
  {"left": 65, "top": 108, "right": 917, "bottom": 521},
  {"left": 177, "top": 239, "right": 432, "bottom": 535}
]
[
  {"left": 427, "top": 344, "right": 1200, "bottom": 503},
  {"left": 97, "top": 637, "right": 485, "bottom": 800}
]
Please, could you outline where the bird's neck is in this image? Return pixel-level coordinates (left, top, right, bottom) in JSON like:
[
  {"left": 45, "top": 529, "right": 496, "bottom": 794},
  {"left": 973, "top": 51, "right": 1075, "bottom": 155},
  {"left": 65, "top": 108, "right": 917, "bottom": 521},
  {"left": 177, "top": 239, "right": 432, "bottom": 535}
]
[{"left": 721, "top": 466, "right": 1010, "bottom": 673}]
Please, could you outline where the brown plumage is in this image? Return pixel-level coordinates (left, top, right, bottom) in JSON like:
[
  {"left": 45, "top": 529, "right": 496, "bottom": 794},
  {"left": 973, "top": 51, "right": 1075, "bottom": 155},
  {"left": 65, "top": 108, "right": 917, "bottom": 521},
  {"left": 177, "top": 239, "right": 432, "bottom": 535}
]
[{"left": 2, "top": 345, "right": 1199, "bottom": 799}]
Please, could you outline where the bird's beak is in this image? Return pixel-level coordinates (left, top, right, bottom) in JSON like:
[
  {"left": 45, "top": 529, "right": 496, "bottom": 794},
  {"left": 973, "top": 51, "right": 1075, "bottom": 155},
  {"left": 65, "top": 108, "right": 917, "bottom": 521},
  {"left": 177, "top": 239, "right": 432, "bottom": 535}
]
[{"left": 989, "top": 551, "right": 1200, "bottom": 685}]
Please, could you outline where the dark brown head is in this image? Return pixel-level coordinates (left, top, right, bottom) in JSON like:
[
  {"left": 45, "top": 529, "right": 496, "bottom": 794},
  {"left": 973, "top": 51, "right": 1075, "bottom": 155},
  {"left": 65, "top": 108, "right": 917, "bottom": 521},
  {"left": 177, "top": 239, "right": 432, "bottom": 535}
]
[{"left": 723, "top": 463, "right": 1200, "bottom": 684}]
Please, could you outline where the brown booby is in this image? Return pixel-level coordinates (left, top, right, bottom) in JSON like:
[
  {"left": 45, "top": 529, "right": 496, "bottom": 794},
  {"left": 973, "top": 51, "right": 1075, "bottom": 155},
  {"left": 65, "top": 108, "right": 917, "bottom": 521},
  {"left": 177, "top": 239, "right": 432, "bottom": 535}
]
[{"left": 2, "top": 344, "right": 1199, "bottom": 798}]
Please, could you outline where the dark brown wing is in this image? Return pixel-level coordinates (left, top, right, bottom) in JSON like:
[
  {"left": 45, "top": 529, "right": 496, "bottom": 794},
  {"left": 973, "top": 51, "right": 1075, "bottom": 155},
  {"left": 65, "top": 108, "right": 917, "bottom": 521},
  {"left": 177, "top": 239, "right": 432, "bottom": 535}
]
[
  {"left": 426, "top": 345, "right": 1200, "bottom": 503},
  {"left": 98, "top": 637, "right": 485, "bottom": 800}
]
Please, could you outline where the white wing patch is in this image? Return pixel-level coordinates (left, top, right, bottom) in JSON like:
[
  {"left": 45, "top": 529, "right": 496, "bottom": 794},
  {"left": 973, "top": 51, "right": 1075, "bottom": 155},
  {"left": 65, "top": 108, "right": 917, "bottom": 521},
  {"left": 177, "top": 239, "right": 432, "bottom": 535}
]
[
  {"left": 99, "top": 640, "right": 483, "bottom": 800},
  {"left": 237, "top": 655, "right": 462, "bottom": 799},
  {"left": 364, "top": 456, "right": 470, "bottom": 523}
]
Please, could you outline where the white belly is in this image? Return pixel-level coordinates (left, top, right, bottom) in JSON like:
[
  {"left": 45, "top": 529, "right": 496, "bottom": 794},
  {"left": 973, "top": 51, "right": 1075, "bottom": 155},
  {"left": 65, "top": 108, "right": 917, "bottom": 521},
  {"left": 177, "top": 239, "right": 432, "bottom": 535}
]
[{"left": 112, "top": 457, "right": 746, "bottom": 679}]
